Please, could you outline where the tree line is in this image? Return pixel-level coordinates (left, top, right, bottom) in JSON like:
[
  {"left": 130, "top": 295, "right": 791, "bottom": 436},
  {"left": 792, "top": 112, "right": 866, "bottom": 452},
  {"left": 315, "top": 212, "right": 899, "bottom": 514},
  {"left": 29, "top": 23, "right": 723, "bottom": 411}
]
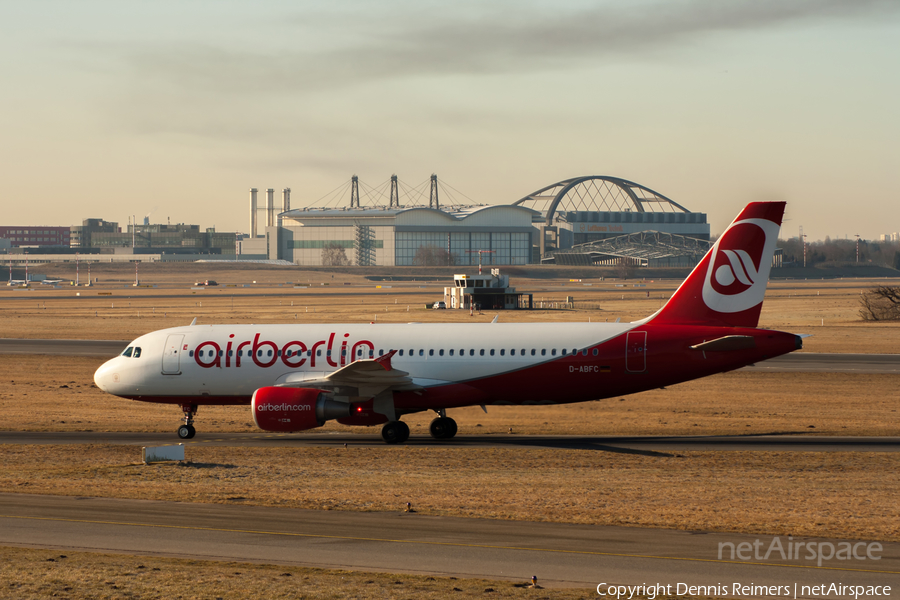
[{"left": 778, "top": 237, "right": 900, "bottom": 269}]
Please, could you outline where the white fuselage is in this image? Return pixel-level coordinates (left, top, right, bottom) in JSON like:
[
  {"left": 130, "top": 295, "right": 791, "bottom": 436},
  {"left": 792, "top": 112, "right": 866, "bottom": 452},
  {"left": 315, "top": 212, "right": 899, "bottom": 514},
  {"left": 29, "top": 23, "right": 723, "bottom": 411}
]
[{"left": 94, "top": 321, "right": 636, "bottom": 401}]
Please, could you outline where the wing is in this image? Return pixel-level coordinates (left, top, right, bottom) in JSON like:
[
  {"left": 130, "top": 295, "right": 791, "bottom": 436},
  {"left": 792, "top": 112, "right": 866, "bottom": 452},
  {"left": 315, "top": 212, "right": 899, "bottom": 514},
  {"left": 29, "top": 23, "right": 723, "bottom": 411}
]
[{"left": 274, "top": 350, "right": 423, "bottom": 397}]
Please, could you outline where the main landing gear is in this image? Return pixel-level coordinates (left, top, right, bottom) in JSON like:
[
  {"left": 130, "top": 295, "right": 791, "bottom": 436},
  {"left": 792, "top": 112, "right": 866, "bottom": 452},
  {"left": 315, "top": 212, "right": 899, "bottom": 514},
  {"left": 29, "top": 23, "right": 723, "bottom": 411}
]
[
  {"left": 429, "top": 409, "right": 457, "bottom": 440},
  {"left": 379, "top": 411, "right": 458, "bottom": 444},
  {"left": 178, "top": 404, "right": 197, "bottom": 439},
  {"left": 381, "top": 420, "right": 410, "bottom": 444}
]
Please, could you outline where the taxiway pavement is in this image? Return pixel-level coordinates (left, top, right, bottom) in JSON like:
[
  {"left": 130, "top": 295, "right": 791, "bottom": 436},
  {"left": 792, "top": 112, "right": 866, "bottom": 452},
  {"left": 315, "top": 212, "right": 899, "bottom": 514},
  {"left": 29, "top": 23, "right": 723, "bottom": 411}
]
[
  {"left": 0, "top": 338, "right": 127, "bottom": 356},
  {"left": 1, "top": 493, "right": 895, "bottom": 592},
  {"left": 0, "top": 431, "right": 897, "bottom": 452}
]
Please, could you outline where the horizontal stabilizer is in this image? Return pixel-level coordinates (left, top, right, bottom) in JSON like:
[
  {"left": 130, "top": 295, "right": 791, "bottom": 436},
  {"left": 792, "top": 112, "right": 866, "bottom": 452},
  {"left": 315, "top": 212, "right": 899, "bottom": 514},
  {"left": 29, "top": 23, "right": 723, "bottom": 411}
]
[{"left": 690, "top": 335, "right": 756, "bottom": 352}]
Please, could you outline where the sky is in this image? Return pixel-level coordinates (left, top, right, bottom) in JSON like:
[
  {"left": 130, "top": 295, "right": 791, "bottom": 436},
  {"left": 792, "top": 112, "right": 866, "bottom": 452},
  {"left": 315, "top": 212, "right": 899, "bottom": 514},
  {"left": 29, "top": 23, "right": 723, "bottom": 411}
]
[{"left": 1, "top": 0, "right": 898, "bottom": 241}]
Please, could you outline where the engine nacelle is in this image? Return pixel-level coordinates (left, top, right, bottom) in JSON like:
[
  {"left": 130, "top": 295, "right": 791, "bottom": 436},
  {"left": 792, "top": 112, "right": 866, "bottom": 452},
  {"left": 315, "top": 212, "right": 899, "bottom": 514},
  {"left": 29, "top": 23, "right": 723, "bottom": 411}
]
[{"left": 251, "top": 387, "right": 350, "bottom": 433}]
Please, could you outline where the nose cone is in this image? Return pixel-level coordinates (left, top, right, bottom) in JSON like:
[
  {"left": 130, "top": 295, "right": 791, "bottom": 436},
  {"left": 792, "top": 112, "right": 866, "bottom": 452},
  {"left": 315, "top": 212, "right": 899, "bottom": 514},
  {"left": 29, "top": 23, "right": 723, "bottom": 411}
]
[{"left": 94, "top": 358, "right": 117, "bottom": 393}]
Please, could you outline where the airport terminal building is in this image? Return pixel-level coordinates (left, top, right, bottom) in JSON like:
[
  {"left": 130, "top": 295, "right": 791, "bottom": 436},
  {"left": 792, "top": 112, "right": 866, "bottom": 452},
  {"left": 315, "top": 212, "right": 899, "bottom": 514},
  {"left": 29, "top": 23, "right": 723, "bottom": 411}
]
[
  {"left": 245, "top": 175, "right": 711, "bottom": 267},
  {"left": 2, "top": 176, "right": 711, "bottom": 268},
  {"left": 275, "top": 205, "right": 536, "bottom": 266}
]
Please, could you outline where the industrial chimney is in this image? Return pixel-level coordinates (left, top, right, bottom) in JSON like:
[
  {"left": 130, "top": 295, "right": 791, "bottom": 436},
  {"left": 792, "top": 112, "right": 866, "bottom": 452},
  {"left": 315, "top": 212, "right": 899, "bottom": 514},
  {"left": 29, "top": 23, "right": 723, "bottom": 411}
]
[
  {"left": 249, "top": 188, "right": 258, "bottom": 238},
  {"left": 266, "top": 188, "right": 275, "bottom": 228},
  {"left": 281, "top": 188, "right": 291, "bottom": 227}
]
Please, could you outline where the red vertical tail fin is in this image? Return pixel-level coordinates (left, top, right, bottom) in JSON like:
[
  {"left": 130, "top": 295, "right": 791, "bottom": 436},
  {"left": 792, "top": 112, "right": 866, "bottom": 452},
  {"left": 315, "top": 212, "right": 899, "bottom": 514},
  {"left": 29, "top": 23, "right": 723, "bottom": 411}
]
[{"left": 648, "top": 202, "right": 785, "bottom": 327}]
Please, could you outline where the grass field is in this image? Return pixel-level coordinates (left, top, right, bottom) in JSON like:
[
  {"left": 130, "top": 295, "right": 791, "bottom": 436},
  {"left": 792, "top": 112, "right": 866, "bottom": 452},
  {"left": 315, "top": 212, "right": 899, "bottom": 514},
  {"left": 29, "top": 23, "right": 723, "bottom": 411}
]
[
  {"left": 1, "top": 355, "right": 897, "bottom": 437},
  {"left": 2, "top": 266, "right": 900, "bottom": 353},
  {"left": 0, "top": 546, "right": 571, "bottom": 600},
  {"left": 2, "top": 445, "right": 897, "bottom": 542},
  {"left": 1, "top": 265, "right": 899, "bottom": 593}
]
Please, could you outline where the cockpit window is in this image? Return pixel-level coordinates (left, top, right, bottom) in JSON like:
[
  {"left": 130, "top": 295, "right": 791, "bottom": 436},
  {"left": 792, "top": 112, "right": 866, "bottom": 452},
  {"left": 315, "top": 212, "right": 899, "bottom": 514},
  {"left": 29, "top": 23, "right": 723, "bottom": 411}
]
[
  {"left": 122, "top": 347, "right": 133, "bottom": 357},
  {"left": 133, "top": 347, "right": 142, "bottom": 358}
]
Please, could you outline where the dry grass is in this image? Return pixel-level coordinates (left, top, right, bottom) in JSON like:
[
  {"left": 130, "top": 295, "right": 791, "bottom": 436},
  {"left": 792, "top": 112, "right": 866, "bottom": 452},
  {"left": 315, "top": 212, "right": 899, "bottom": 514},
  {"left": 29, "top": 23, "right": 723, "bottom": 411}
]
[
  {"left": 3, "top": 270, "right": 900, "bottom": 354},
  {"left": 2, "top": 266, "right": 899, "bottom": 577},
  {"left": 0, "top": 546, "right": 584, "bottom": 599},
  {"left": 1, "top": 445, "right": 897, "bottom": 542},
  {"left": 1, "top": 355, "right": 898, "bottom": 436}
]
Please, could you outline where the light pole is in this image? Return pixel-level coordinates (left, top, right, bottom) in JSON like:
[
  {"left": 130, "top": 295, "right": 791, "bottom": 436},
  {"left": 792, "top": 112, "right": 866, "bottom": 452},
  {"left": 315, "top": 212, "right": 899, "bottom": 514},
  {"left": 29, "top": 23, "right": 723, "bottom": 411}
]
[
  {"left": 855, "top": 234, "right": 860, "bottom": 263},
  {"left": 466, "top": 249, "right": 495, "bottom": 275},
  {"left": 801, "top": 234, "right": 808, "bottom": 268}
]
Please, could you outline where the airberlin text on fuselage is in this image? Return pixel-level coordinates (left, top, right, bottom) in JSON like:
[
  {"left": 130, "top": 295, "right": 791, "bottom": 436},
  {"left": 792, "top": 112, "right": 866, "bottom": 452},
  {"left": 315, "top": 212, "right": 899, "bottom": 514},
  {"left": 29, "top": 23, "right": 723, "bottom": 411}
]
[
  {"left": 256, "top": 403, "right": 312, "bottom": 412},
  {"left": 193, "top": 332, "right": 374, "bottom": 369}
]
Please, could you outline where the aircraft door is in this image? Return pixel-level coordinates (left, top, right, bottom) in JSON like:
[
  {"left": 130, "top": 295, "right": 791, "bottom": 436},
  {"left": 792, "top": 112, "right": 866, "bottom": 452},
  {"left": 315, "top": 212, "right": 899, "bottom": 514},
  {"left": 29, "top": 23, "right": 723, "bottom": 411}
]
[
  {"left": 162, "top": 334, "right": 185, "bottom": 375},
  {"left": 625, "top": 331, "right": 647, "bottom": 373}
]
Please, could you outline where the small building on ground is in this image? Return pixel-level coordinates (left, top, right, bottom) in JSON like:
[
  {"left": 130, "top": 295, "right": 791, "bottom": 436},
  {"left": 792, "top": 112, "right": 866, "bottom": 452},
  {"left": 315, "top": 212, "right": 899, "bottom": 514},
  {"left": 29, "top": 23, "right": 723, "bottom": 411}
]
[{"left": 444, "top": 269, "right": 533, "bottom": 310}]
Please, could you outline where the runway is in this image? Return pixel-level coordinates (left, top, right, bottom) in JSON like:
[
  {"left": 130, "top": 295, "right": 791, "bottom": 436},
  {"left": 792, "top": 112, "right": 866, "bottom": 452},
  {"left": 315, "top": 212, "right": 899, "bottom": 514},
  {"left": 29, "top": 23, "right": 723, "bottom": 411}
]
[
  {"left": 1, "top": 431, "right": 897, "bottom": 452},
  {"left": 0, "top": 338, "right": 127, "bottom": 356},
  {"left": 1, "top": 493, "right": 896, "bottom": 593},
  {"left": 742, "top": 352, "right": 900, "bottom": 374},
  {"left": 2, "top": 338, "right": 900, "bottom": 373}
]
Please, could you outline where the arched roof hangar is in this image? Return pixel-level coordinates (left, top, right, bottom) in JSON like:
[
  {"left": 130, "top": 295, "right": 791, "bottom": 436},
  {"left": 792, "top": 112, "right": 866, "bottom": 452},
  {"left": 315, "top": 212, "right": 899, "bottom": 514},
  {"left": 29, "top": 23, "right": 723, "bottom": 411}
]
[{"left": 513, "top": 176, "right": 693, "bottom": 227}]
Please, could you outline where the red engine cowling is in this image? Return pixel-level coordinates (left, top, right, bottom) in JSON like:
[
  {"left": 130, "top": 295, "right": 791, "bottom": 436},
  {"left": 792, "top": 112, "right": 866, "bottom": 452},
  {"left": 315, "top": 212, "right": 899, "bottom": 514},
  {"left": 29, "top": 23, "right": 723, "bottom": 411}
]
[{"left": 251, "top": 387, "right": 350, "bottom": 433}]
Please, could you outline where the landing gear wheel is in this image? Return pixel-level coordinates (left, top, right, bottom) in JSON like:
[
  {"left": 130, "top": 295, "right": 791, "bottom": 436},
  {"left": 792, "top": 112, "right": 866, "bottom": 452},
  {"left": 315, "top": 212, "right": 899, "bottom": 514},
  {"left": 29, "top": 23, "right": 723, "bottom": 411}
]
[
  {"left": 381, "top": 420, "right": 410, "bottom": 444},
  {"left": 429, "top": 417, "right": 458, "bottom": 440},
  {"left": 178, "top": 403, "right": 198, "bottom": 439}
]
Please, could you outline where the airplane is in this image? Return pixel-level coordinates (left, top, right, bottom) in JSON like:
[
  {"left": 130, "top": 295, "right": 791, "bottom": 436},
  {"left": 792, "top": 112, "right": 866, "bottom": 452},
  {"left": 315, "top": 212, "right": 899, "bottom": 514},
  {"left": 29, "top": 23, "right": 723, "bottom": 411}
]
[
  {"left": 7, "top": 280, "right": 27, "bottom": 287},
  {"left": 94, "top": 202, "right": 801, "bottom": 444}
]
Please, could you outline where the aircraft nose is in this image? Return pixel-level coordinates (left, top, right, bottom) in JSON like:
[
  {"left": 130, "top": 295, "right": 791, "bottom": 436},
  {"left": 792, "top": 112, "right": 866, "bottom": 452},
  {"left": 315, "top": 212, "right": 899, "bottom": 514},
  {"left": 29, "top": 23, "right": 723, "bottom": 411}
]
[{"left": 93, "top": 359, "right": 117, "bottom": 392}]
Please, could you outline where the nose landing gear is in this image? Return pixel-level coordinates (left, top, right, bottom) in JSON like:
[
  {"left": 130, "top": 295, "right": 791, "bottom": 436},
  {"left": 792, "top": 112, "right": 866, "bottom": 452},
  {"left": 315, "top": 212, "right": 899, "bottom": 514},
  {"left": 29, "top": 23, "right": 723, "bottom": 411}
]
[{"left": 178, "top": 404, "right": 197, "bottom": 439}]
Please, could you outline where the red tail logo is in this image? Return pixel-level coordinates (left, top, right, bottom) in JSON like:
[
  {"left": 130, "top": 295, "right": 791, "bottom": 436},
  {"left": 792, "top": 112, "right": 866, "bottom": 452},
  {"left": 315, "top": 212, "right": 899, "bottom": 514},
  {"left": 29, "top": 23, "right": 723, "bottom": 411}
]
[
  {"left": 701, "top": 217, "right": 778, "bottom": 314},
  {"left": 651, "top": 202, "right": 785, "bottom": 327}
]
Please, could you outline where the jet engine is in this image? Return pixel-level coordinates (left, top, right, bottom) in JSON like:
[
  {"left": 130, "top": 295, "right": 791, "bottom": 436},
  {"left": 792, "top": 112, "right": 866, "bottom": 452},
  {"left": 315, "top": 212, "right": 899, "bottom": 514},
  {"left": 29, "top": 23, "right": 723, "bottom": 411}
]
[{"left": 251, "top": 387, "right": 351, "bottom": 432}]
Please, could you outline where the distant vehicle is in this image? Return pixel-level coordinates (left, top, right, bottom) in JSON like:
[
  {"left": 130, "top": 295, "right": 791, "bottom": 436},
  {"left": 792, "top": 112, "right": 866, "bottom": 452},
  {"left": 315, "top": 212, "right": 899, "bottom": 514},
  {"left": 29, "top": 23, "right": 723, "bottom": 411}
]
[
  {"left": 194, "top": 280, "right": 218, "bottom": 286},
  {"left": 432, "top": 301, "right": 446, "bottom": 309},
  {"left": 94, "top": 202, "right": 800, "bottom": 444},
  {"left": 7, "top": 280, "right": 26, "bottom": 287},
  {"left": 41, "top": 279, "right": 63, "bottom": 285}
]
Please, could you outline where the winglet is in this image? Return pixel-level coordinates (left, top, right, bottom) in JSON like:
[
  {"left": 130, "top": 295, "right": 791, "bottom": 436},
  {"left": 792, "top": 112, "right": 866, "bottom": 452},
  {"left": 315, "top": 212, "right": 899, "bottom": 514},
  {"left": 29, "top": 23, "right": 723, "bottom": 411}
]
[
  {"left": 189, "top": 317, "right": 197, "bottom": 326},
  {"left": 374, "top": 349, "right": 398, "bottom": 371},
  {"left": 491, "top": 315, "right": 499, "bottom": 324}
]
